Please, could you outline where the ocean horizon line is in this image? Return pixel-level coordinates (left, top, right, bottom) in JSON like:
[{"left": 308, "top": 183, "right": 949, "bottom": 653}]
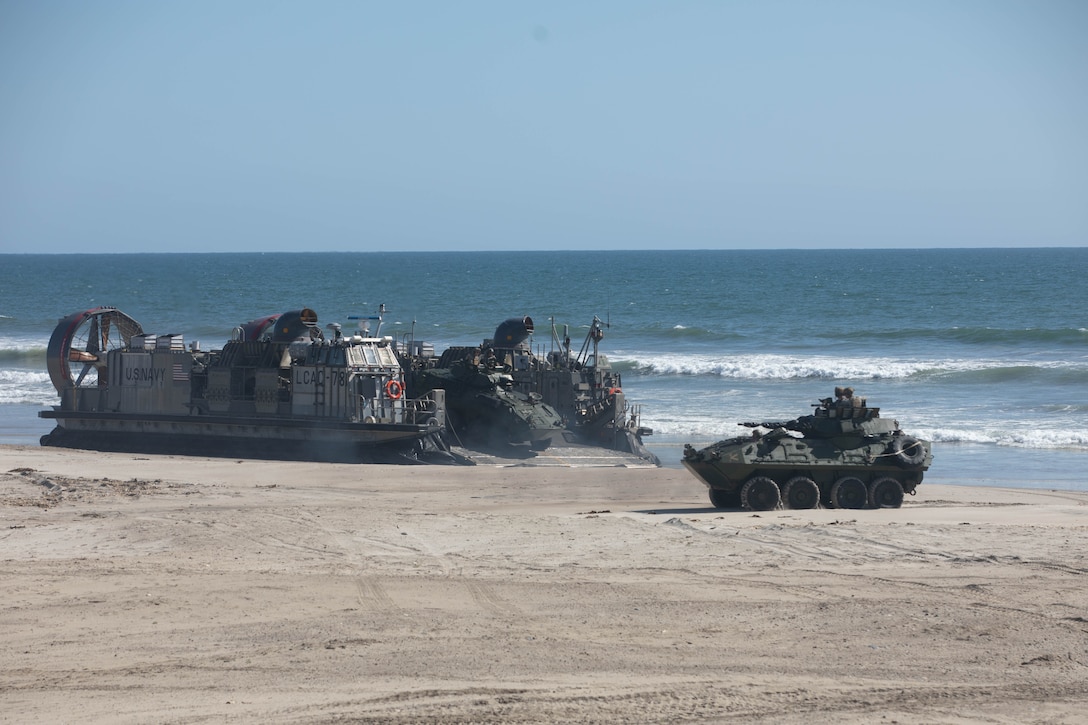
[{"left": 1, "top": 245, "right": 1085, "bottom": 257}]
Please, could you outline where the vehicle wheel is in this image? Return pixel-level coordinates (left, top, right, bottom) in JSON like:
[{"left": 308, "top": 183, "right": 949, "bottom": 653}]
[
  {"left": 741, "top": 476, "right": 781, "bottom": 511},
  {"left": 782, "top": 476, "right": 820, "bottom": 509},
  {"left": 868, "top": 476, "right": 905, "bottom": 508},
  {"left": 830, "top": 476, "right": 868, "bottom": 509},
  {"left": 708, "top": 488, "right": 740, "bottom": 509}
]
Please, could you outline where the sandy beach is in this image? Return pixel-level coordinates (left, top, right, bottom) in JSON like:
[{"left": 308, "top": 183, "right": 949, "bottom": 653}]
[{"left": 2, "top": 445, "right": 1086, "bottom": 724}]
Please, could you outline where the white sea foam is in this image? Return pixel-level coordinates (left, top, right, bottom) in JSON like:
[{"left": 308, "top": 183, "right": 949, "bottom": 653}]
[
  {"left": 0, "top": 370, "right": 56, "bottom": 405},
  {"left": 0, "top": 335, "right": 48, "bottom": 352},
  {"left": 646, "top": 415, "right": 1088, "bottom": 452},
  {"left": 918, "top": 426, "right": 1088, "bottom": 449},
  {"left": 618, "top": 352, "right": 1082, "bottom": 380}
]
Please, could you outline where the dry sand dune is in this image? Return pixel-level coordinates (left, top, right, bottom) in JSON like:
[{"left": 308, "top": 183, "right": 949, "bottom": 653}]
[{"left": 2, "top": 445, "right": 1087, "bottom": 723}]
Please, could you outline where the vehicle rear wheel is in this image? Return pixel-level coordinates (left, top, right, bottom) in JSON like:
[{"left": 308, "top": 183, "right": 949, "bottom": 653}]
[
  {"left": 782, "top": 476, "right": 820, "bottom": 509},
  {"left": 741, "top": 476, "right": 781, "bottom": 511},
  {"left": 830, "top": 476, "right": 868, "bottom": 509},
  {"left": 708, "top": 488, "right": 741, "bottom": 509},
  {"left": 868, "top": 476, "right": 905, "bottom": 508}
]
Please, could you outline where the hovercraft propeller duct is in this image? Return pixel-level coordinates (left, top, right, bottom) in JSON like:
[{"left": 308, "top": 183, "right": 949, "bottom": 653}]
[{"left": 46, "top": 307, "right": 144, "bottom": 393}]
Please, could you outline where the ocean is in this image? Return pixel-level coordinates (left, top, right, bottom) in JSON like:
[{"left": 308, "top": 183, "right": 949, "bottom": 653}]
[{"left": 2, "top": 249, "right": 1086, "bottom": 491}]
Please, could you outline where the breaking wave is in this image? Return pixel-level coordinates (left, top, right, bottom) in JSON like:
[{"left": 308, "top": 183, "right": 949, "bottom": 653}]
[
  {"left": 0, "top": 370, "right": 56, "bottom": 406},
  {"left": 0, "top": 334, "right": 48, "bottom": 363},
  {"left": 613, "top": 353, "right": 1088, "bottom": 384},
  {"left": 918, "top": 426, "right": 1088, "bottom": 449},
  {"left": 648, "top": 416, "right": 1088, "bottom": 452},
  {"left": 609, "top": 324, "right": 1088, "bottom": 352}
]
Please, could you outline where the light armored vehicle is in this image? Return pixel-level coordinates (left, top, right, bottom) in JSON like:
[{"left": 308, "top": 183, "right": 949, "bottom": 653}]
[
  {"left": 410, "top": 356, "right": 565, "bottom": 451},
  {"left": 682, "top": 392, "right": 932, "bottom": 510}
]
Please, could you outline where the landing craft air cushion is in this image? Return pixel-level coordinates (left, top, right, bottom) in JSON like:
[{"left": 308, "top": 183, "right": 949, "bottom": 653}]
[{"left": 39, "top": 307, "right": 449, "bottom": 461}]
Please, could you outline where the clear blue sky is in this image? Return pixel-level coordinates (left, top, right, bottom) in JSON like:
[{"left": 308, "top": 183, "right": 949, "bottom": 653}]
[{"left": 2, "top": 1, "right": 1085, "bottom": 253}]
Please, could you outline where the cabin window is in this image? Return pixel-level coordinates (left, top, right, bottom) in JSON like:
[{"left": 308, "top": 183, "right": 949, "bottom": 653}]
[{"left": 357, "top": 376, "right": 377, "bottom": 398}]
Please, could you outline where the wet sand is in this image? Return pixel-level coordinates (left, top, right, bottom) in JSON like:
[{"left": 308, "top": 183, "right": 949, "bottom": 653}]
[{"left": 2, "top": 445, "right": 1087, "bottom": 723}]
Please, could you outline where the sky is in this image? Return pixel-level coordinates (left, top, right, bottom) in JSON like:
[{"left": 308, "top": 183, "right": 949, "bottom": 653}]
[{"left": 1, "top": 1, "right": 1086, "bottom": 253}]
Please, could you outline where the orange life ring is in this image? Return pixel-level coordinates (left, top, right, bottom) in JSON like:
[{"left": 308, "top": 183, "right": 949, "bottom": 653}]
[
  {"left": 608, "top": 387, "right": 622, "bottom": 395},
  {"left": 385, "top": 379, "right": 404, "bottom": 400}
]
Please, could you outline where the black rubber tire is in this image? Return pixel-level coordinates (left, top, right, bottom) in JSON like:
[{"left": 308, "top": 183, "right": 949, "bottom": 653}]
[
  {"left": 830, "top": 476, "right": 868, "bottom": 509},
  {"left": 741, "top": 476, "right": 781, "bottom": 512},
  {"left": 708, "top": 488, "right": 741, "bottom": 509},
  {"left": 782, "top": 476, "right": 820, "bottom": 510},
  {"left": 889, "top": 436, "right": 926, "bottom": 467},
  {"left": 869, "top": 476, "right": 905, "bottom": 508}
]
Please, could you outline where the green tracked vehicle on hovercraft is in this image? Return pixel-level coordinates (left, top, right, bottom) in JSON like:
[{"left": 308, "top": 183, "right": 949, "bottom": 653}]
[{"left": 682, "top": 389, "right": 933, "bottom": 511}]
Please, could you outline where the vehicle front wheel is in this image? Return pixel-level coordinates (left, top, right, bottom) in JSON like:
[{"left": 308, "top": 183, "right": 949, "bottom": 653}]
[
  {"left": 708, "top": 488, "right": 741, "bottom": 509},
  {"left": 741, "top": 476, "right": 781, "bottom": 511},
  {"left": 869, "top": 476, "right": 905, "bottom": 508}
]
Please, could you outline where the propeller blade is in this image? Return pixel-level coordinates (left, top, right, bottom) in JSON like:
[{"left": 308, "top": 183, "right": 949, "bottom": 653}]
[{"left": 74, "top": 362, "right": 93, "bottom": 387}]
